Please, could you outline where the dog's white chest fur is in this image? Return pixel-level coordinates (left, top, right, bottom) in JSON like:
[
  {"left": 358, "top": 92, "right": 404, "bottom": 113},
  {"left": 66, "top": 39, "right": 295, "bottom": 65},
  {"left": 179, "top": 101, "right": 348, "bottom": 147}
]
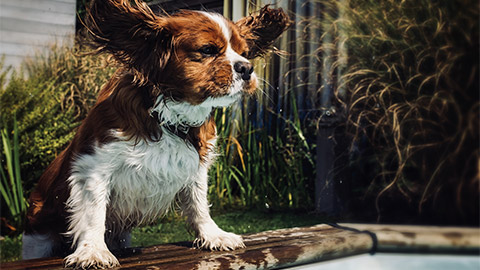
[{"left": 68, "top": 129, "right": 203, "bottom": 229}]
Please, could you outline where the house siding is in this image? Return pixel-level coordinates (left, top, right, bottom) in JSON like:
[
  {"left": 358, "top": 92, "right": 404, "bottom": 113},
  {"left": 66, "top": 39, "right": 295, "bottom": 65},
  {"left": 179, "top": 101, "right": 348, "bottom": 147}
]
[{"left": 0, "top": 0, "right": 76, "bottom": 70}]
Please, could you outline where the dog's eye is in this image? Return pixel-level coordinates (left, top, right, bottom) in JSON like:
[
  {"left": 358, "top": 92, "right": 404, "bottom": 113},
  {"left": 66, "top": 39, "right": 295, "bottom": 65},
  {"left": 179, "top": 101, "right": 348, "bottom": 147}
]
[
  {"left": 199, "top": 45, "right": 218, "bottom": 56},
  {"left": 241, "top": 52, "right": 248, "bottom": 58}
]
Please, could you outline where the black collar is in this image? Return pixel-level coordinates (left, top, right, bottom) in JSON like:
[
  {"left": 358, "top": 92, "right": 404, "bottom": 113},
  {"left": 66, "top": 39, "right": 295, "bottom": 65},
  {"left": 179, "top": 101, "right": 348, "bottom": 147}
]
[
  {"left": 150, "top": 110, "right": 190, "bottom": 141},
  {"left": 163, "top": 124, "right": 190, "bottom": 141}
]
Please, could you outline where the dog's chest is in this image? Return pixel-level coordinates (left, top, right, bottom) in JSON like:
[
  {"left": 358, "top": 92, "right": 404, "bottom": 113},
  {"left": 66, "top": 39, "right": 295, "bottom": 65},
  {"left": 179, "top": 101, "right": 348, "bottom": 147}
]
[{"left": 106, "top": 131, "right": 201, "bottom": 223}]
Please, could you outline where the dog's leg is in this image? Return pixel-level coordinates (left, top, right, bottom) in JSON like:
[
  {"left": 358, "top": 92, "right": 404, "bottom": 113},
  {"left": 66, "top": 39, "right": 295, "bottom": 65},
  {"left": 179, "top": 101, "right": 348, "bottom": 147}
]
[
  {"left": 180, "top": 163, "right": 245, "bottom": 251},
  {"left": 64, "top": 170, "right": 119, "bottom": 269}
]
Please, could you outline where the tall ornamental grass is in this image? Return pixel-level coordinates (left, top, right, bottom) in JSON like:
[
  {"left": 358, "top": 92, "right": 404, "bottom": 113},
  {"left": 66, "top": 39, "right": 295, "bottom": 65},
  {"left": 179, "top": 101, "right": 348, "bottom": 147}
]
[
  {"left": 210, "top": 94, "right": 315, "bottom": 210},
  {"left": 319, "top": 0, "right": 479, "bottom": 224}
]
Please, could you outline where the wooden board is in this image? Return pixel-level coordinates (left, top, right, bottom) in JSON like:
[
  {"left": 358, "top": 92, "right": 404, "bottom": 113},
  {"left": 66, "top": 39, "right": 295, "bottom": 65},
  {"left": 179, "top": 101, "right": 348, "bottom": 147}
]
[
  {"left": 339, "top": 223, "right": 480, "bottom": 254},
  {"left": 3, "top": 223, "right": 478, "bottom": 269},
  {"left": 2, "top": 224, "right": 373, "bottom": 269}
]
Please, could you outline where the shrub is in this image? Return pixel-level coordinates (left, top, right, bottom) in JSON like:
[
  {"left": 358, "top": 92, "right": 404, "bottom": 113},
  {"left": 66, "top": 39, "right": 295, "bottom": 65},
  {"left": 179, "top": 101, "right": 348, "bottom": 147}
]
[
  {"left": 320, "top": 0, "right": 479, "bottom": 224},
  {"left": 0, "top": 43, "right": 116, "bottom": 193}
]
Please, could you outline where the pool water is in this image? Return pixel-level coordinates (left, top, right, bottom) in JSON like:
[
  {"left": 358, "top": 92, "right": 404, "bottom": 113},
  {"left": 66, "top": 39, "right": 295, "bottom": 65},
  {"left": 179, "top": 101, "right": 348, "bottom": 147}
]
[{"left": 288, "top": 253, "right": 480, "bottom": 270}]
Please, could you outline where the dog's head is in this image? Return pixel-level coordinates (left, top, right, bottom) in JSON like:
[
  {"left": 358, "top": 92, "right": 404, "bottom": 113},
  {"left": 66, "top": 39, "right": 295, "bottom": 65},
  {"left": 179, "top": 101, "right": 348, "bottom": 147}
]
[{"left": 86, "top": 0, "right": 290, "bottom": 107}]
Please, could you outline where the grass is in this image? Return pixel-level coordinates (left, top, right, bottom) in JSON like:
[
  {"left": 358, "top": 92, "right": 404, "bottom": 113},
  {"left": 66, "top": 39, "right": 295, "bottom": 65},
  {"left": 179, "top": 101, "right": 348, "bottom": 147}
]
[
  {"left": 0, "top": 234, "right": 22, "bottom": 262},
  {"left": 0, "top": 209, "right": 329, "bottom": 262},
  {"left": 209, "top": 93, "right": 316, "bottom": 211},
  {"left": 132, "top": 209, "right": 330, "bottom": 247}
]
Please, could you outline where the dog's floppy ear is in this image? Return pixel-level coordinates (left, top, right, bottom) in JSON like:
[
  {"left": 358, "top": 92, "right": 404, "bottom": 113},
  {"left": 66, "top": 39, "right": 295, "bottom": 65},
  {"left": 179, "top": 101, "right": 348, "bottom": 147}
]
[
  {"left": 236, "top": 5, "right": 291, "bottom": 59},
  {"left": 86, "top": 0, "right": 171, "bottom": 83}
]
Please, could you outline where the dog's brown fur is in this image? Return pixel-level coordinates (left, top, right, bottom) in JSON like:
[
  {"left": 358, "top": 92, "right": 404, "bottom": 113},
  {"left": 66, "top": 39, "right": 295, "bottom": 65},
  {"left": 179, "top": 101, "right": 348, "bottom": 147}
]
[{"left": 24, "top": 0, "right": 290, "bottom": 266}]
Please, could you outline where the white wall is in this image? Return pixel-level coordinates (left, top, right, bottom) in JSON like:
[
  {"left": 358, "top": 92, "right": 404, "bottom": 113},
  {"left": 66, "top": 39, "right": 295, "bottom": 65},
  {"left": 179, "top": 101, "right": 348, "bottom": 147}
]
[{"left": 0, "top": 0, "right": 76, "bottom": 71}]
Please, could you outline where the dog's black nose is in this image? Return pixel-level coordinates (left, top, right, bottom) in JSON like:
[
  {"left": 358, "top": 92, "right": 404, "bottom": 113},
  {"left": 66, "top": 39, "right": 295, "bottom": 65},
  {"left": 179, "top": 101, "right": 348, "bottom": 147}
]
[{"left": 234, "top": 62, "right": 254, "bottom": 81}]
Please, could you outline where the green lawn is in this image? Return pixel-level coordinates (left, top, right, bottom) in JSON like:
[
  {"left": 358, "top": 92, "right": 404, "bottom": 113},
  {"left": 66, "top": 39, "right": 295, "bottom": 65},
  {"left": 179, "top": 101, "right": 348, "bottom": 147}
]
[{"left": 1, "top": 209, "right": 330, "bottom": 262}]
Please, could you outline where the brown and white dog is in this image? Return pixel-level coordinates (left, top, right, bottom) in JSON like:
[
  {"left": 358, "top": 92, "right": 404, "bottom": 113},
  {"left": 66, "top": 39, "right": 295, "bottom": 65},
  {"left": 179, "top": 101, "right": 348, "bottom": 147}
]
[{"left": 22, "top": 0, "right": 289, "bottom": 268}]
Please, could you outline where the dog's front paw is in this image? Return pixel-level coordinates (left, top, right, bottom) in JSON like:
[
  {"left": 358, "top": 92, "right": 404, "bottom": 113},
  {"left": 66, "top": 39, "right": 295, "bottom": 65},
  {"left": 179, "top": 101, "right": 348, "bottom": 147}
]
[
  {"left": 194, "top": 222, "right": 245, "bottom": 251},
  {"left": 64, "top": 243, "right": 119, "bottom": 269}
]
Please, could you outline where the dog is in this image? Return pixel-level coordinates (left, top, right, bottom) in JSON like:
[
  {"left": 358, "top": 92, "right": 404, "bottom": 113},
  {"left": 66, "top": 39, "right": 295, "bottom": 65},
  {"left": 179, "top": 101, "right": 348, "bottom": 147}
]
[{"left": 22, "top": 0, "right": 289, "bottom": 268}]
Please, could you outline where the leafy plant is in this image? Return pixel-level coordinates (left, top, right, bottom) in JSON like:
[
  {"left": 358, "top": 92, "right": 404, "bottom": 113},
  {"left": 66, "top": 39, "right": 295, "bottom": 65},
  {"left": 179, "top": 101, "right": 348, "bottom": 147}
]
[
  {"left": 0, "top": 116, "right": 27, "bottom": 232},
  {"left": 0, "top": 43, "right": 116, "bottom": 193}
]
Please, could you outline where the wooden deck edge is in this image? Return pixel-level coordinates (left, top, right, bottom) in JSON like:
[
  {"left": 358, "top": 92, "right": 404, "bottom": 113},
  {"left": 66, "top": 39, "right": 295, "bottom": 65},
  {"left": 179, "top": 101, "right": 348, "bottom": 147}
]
[
  {"left": 338, "top": 223, "right": 480, "bottom": 254},
  {"left": 3, "top": 223, "right": 479, "bottom": 269}
]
